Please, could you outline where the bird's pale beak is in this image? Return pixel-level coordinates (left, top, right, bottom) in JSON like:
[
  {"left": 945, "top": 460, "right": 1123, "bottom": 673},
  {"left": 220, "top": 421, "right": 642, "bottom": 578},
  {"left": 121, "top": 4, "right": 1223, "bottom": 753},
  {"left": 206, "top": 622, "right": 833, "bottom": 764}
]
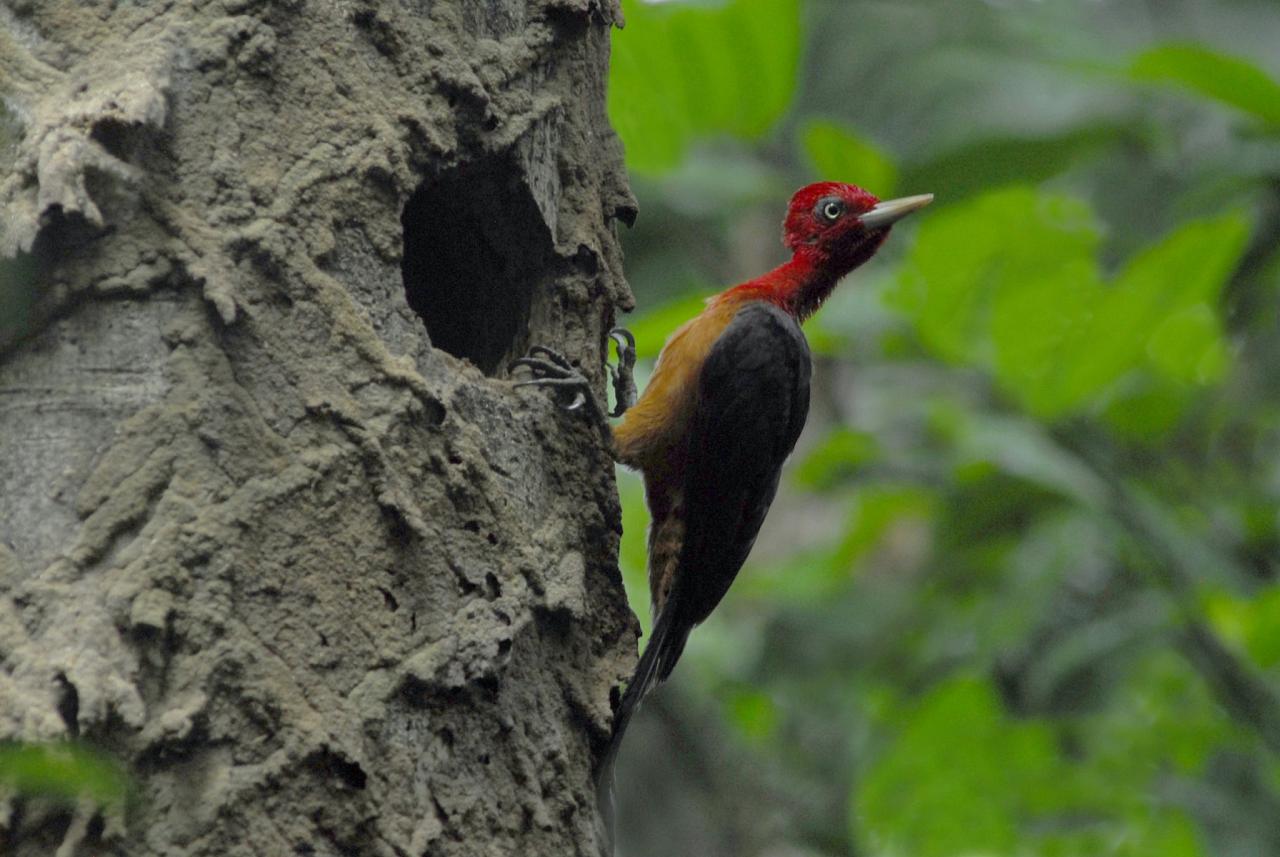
[{"left": 859, "top": 194, "right": 934, "bottom": 231}]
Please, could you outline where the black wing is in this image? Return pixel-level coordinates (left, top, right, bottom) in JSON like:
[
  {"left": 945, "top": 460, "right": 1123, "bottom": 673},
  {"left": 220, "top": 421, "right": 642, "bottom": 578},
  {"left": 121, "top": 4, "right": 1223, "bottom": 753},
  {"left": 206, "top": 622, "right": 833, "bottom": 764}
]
[
  {"left": 596, "top": 302, "right": 811, "bottom": 814},
  {"left": 673, "top": 300, "right": 811, "bottom": 630}
]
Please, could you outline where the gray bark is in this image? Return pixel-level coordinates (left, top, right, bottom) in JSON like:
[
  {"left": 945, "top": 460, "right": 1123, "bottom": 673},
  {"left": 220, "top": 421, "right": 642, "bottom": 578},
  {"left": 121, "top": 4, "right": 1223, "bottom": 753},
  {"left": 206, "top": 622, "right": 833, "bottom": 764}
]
[{"left": 0, "top": 0, "right": 637, "bottom": 854}]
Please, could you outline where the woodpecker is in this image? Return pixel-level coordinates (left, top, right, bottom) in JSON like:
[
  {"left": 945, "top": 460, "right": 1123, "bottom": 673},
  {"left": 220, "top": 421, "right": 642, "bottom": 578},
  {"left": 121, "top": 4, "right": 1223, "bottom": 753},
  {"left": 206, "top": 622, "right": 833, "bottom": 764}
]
[{"left": 514, "top": 181, "right": 931, "bottom": 830}]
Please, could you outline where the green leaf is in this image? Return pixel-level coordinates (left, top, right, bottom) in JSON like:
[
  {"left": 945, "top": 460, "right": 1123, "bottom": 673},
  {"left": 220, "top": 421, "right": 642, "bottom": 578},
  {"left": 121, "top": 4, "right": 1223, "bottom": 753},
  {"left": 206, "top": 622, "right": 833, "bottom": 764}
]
[
  {"left": 834, "top": 486, "right": 935, "bottom": 571},
  {"left": 1131, "top": 43, "right": 1280, "bottom": 128},
  {"left": 892, "top": 188, "right": 1247, "bottom": 429},
  {"left": 858, "top": 675, "right": 1207, "bottom": 857},
  {"left": 1204, "top": 586, "right": 1280, "bottom": 669},
  {"left": 611, "top": 0, "right": 802, "bottom": 174},
  {"left": 726, "top": 686, "right": 779, "bottom": 743},
  {"left": 1063, "top": 213, "right": 1247, "bottom": 404},
  {"left": 1146, "top": 304, "right": 1229, "bottom": 384},
  {"left": 901, "top": 125, "right": 1131, "bottom": 206},
  {"left": 1100, "top": 378, "right": 1192, "bottom": 442},
  {"left": 859, "top": 677, "right": 1058, "bottom": 856},
  {"left": 890, "top": 186, "right": 1101, "bottom": 372},
  {"left": 800, "top": 119, "right": 898, "bottom": 196},
  {"left": 793, "top": 428, "right": 881, "bottom": 491}
]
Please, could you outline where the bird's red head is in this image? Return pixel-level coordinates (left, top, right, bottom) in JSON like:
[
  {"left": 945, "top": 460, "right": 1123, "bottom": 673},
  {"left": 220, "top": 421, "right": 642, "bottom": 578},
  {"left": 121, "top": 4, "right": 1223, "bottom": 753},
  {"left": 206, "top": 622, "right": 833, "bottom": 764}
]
[
  {"left": 783, "top": 181, "right": 883, "bottom": 254},
  {"left": 723, "top": 182, "right": 932, "bottom": 320},
  {"left": 778, "top": 180, "right": 931, "bottom": 299}
]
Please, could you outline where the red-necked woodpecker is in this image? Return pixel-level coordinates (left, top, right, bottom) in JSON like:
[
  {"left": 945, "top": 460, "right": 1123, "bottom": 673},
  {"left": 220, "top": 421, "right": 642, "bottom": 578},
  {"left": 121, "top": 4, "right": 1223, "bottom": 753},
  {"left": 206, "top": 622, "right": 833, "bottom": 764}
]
[{"left": 514, "top": 181, "right": 932, "bottom": 837}]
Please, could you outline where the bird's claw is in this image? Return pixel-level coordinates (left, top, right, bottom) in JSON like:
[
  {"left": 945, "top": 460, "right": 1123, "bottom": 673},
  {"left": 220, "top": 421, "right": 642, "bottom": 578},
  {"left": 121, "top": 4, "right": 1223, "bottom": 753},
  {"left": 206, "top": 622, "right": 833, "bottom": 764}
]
[
  {"left": 607, "top": 328, "right": 637, "bottom": 418},
  {"left": 527, "top": 346, "right": 575, "bottom": 372},
  {"left": 510, "top": 327, "right": 637, "bottom": 420},
  {"left": 511, "top": 349, "right": 596, "bottom": 415}
]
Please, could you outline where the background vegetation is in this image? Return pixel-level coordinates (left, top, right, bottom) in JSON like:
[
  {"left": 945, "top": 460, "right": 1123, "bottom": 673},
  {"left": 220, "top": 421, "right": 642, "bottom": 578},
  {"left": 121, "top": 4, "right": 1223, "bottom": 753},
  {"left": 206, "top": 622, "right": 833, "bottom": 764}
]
[{"left": 607, "top": 1, "right": 1280, "bottom": 855}]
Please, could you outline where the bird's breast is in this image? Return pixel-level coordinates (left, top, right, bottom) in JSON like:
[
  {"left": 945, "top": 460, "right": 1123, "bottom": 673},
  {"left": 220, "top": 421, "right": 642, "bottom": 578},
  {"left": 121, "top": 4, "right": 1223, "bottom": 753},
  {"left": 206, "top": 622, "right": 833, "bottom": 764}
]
[{"left": 612, "top": 299, "right": 744, "bottom": 471}]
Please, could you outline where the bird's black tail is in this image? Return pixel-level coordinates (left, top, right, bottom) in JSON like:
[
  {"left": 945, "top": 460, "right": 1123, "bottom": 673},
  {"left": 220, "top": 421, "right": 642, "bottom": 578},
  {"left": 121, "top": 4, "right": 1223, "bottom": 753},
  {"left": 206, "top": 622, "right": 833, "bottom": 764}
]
[{"left": 594, "top": 606, "right": 691, "bottom": 853}]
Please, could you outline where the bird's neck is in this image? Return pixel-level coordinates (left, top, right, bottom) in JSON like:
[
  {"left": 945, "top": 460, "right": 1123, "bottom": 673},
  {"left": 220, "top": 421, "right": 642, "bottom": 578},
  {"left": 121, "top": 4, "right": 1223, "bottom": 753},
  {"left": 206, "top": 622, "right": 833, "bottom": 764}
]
[
  {"left": 717, "top": 252, "right": 841, "bottom": 323},
  {"left": 716, "top": 231, "right": 889, "bottom": 322}
]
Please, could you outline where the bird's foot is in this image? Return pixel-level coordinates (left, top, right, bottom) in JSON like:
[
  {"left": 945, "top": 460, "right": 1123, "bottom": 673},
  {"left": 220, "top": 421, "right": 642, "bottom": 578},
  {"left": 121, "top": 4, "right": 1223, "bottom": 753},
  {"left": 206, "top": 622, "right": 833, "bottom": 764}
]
[
  {"left": 511, "top": 346, "right": 603, "bottom": 417},
  {"left": 511, "top": 328, "right": 636, "bottom": 421}
]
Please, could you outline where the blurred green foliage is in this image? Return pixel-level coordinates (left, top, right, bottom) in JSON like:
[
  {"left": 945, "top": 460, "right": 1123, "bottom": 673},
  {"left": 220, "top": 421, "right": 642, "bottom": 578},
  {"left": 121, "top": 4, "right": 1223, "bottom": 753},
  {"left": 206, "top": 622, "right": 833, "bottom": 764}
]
[
  {"left": 1206, "top": 586, "right": 1280, "bottom": 669},
  {"left": 803, "top": 120, "right": 898, "bottom": 197},
  {"left": 610, "top": 0, "right": 801, "bottom": 174},
  {"left": 1131, "top": 43, "right": 1280, "bottom": 128},
  {"left": 0, "top": 741, "right": 130, "bottom": 807},
  {"left": 608, "top": 1, "right": 1280, "bottom": 855},
  {"left": 895, "top": 190, "right": 1244, "bottom": 426},
  {"left": 860, "top": 672, "right": 1210, "bottom": 857}
]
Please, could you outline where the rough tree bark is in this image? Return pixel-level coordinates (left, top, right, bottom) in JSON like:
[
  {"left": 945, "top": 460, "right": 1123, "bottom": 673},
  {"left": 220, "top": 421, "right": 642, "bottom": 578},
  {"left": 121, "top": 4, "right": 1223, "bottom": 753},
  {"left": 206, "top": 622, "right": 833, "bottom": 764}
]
[{"left": 0, "top": 0, "right": 637, "bottom": 854}]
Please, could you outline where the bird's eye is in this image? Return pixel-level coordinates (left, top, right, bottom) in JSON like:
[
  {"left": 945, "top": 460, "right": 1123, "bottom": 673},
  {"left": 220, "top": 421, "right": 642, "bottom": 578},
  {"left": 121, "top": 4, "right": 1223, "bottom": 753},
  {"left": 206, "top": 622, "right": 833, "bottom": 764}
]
[{"left": 819, "top": 199, "right": 845, "bottom": 222}]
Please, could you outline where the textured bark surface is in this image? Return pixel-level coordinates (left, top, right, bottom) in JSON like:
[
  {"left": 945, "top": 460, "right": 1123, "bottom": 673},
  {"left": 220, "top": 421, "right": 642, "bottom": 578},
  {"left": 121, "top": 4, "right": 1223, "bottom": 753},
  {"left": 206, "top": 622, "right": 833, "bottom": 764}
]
[{"left": 0, "top": 0, "right": 637, "bottom": 854}]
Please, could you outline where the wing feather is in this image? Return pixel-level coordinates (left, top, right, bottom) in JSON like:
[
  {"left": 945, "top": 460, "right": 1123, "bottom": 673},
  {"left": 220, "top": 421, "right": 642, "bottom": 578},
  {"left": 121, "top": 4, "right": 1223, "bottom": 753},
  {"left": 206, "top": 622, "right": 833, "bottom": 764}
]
[
  {"left": 664, "top": 301, "right": 811, "bottom": 652},
  {"left": 597, "top": 301, "right": 812, "bottom": 808}
]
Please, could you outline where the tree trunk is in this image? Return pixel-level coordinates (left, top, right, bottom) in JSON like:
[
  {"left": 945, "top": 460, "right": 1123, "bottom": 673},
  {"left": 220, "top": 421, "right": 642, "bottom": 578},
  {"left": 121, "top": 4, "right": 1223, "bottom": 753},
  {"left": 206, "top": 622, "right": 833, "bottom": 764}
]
[{"left": 0, "top": 1, "right": 637, "bottom": 854}]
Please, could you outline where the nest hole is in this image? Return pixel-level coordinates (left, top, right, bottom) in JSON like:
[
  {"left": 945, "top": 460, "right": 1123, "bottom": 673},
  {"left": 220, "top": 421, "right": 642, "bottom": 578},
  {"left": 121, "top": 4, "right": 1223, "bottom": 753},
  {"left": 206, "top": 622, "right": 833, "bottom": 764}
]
[{"left": 400, "top": 160, "right": 550, "bottom": 375}]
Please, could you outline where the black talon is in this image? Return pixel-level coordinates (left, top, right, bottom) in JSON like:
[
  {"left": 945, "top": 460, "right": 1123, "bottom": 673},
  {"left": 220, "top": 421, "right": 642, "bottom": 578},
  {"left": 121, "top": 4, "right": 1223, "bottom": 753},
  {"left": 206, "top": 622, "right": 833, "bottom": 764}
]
[
  {"left": 513, "top": 377, "right": 591, "bottom": 391},
  {"left": 527, "top": 346, "right": 575, "bottom": 372},
  {"left": 510, "top": 326, "right": 637, "bottom": 428},
  {"left": 511, "top": 357, "right": 573, "bottom": 379},
  {"left": 513, "top": 377, "right": 590, "bottom": 412},
  {"left": 609, "top": 328, "right": 636, "bottom": 353},
  {"left": 607, "top": 327, "right": 637, "bottom": 418},
  {"left": 511, "top": 350, "right": 600, "bottom": 419}
]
